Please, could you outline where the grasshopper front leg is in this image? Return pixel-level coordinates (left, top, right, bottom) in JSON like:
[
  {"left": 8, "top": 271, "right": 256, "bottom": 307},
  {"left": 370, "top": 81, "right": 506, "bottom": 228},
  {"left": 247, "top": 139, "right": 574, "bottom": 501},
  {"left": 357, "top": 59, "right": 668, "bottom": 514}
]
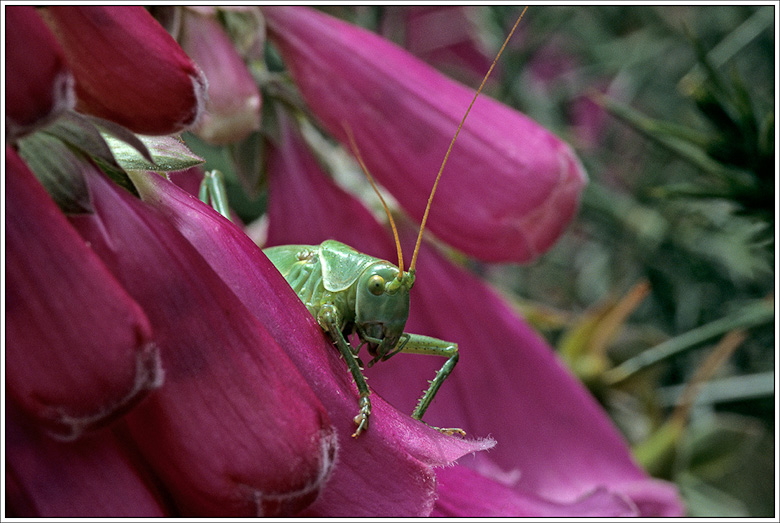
[
  {"left": 400, "top": 333, "right": 465, "bottom": 437},
  {"left": 317, "top": 304, "right": 372, "bottom": 437}
]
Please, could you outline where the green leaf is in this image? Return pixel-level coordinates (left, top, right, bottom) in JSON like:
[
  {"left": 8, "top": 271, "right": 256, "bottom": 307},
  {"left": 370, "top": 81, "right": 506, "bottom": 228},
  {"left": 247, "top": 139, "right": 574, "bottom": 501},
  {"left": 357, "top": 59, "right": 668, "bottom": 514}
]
[
  {"left": 604, "top": 299, "right": 773, "bottom": 384},
  {"left": 677, "top": 471, "right": 749, "bottom": 517},
  {"left": 674, "top": 414, "right": 774, "bottom": 516},
  {"left": 647, "top": 183, "right": 734, "bottom": 200},
  {"left": 17, "top": 133, "right": 93, "bottom": 214},
  {"left": 671, "top": 200, "right": 771, "bottom": 282},
  {"left": 88, "top": 115, "right": 154, "bottom": 164},
  {"left": 678, "top": 416, "right": 763, "bottom": 480},
  {"left": 757, "top": 110, "right": 773, "bottom": 160},
  {"left": 91, "top": 156, "right": 139, "bottom": 198},
  {"left": 41, "top": 111, "right": 121, "bottom": 170},
  {"left": 40, "top": 111, "right": 138, "bottom": 195},
  {"left": 103, "top": 134, "right": 204, "bottom": 172},
  {"left": 599, "top": 94, "right": 756, "bottom": 192}
]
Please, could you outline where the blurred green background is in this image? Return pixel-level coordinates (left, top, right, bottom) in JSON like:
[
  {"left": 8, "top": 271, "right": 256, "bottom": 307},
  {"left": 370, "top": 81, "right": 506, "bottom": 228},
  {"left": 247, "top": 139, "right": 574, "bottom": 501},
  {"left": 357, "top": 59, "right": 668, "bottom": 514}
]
[
  {"left": 402, "top": 6, "right": 776, "bottom": 516},
  {"left": 189, "top": 5, "right": 776, "bottom": 516}
]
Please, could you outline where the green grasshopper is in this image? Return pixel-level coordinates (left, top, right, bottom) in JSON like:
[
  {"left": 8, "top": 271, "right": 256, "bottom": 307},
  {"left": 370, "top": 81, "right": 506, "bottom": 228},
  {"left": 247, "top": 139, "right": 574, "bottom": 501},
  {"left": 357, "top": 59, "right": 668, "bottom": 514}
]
[{"left": 200, "top": 8, "right": 527, "bottom": 437}]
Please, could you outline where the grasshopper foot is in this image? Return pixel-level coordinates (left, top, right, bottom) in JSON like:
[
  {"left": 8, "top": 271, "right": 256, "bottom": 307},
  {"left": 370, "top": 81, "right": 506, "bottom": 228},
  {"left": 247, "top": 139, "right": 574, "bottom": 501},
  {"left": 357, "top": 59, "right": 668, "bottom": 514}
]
[
  {"left": 435, "top": 426, "right": 467, "bottom": 437},
  {"left": 414, "top": 417, "right": 466, "bottom": 437},
  {"left": 352, "top": 395, "right": 371, "bottom": 437}
]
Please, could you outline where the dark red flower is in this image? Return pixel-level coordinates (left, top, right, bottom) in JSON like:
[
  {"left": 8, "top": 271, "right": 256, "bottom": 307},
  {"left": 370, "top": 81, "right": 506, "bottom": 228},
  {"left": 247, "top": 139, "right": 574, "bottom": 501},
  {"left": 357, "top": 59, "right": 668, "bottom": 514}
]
[
  {"left": 5, "top": 6, "right": 74, "bottom": 141},
  {"left": 66, "top": 166, "right": 336, "bottom": 516},
  {"left": 5, "top": 146, "right": 160, "bottom": 440},
  {"left": 6, "top": 404, "right": 166, "bottom": 517},
  {"left": 41, "top": 6, "right": 206, "bottom": 135}
]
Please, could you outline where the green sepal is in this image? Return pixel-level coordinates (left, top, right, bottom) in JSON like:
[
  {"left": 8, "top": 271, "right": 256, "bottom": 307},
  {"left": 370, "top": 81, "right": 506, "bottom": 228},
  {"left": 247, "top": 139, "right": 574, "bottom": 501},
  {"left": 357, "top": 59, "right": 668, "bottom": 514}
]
[
  {"left": 102, "top": 133, "right": 204, "bottom": 173},
  {"left": 42, "top": 112, "right": 123, "bottom": 170},
  {"left": 17, "top": 133, "right": 93, "bottom": 214},
  {"left": 88, "top": 115, "right": 155, "bottom": 165},
  {"left": 38, "top": 111, "right": 142, "bottom": 197}
]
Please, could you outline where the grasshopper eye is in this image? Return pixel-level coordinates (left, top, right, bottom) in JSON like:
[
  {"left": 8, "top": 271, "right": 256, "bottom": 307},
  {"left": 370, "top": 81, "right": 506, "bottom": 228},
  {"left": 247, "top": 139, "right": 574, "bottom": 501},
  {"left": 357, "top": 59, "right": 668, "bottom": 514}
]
[{"left": 368, "top": 275, "right": 385, "bottom": 295}]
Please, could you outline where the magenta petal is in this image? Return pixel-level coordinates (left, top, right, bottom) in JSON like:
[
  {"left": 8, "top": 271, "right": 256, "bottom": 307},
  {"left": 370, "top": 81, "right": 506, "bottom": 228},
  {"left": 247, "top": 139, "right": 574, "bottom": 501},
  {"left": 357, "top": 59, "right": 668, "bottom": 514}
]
[
  {"left": 5, "top": 147, "right": 160, "bottom": 439},
  {"left": 129, "top": 168, "right": 493, "bottom": 516},
  {"left": 6, "top": 404, "right": 165, "bottom": 517},
  {"left": 262, "top": 6, "right": 587, "bottom": 263},
  {"left": 387, "top": 6, "right": 497, "bottom": 84},
  {"left": 615, "top": 478, "right": 691, "bottom": 517},
  {"left": 265, "top": 110, "right": 391, "bottom": 257},
  {"left": 432, "top": 465, "right": 637, "bottom": 517},
  {"left": 179, "top": 10, "right": 261, "bottom": 144},
  {"left": 5, "top": 6, "right": 74, "bottom": 141},
  {"left": 42, "top": 6, "right": 206, "bottom": 135},
  {"left": 68, "top": 170, "right": 335, "bottom": 516}
]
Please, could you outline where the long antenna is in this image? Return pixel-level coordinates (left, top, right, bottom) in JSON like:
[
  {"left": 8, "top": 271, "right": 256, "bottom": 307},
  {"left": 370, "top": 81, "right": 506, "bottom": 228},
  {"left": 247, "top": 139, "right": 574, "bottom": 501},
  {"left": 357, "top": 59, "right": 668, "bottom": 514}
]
[
  {"left": 343, "top": 121, "right": 405, "bottom": 277},
  {"left": 408, "top": 6, "right": 528, "bottom": 274}
]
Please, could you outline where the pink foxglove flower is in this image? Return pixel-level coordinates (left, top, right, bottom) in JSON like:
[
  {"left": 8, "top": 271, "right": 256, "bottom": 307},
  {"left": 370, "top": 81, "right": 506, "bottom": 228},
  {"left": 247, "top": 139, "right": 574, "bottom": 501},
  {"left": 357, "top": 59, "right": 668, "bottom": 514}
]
[
  {"left": 5, "top": 147, "right": 160, "bottom": 440},
  {"left": 64, "top": 166, "right": 336, "bottom": 516},
  {"left": 5, "top": 155, "right": 337, "bottom": 517},
  {"left": 262, "top": 110, "right": 684, "bottom": 516},
  {"left": 527, "top": 37, "right": 579, "bottom": 90},
  {"left": 389, "top": 223, "right": 683, "bottom": 517},
  {"left": 40, "top": 6, "right": 206, "bottom": 135},
  {"left": 261, "top": 5, "right": 587, "bottom": 264},
  {"left": 129, "top": 164, "right": 496, "bottom": 517},
  {"left": 5, "top": 6, "right": 74, "bottom": 141},
  {"left": 7, "top": 5, "right": 337, "bottom": 517},
  {"left": 178, "top": 9, "right": 262, "bottom": 144}
]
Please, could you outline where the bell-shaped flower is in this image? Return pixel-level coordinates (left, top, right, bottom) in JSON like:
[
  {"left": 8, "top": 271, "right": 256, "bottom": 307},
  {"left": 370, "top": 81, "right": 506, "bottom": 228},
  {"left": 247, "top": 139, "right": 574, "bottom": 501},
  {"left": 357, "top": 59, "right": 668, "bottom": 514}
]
[
  {"left": 5, "top": 146, "right": 160, "bottom": 440},
  {"left": 61, "top": 165, "right": 336, "bottom": 516},
  {"left": 129, "top": 162, "right": 495, "bottom": 517},
  {"left": 261, "top": 110, "right": 684, "bottom": 516},
  {"left": 261, "top": 6, "right": 587, "bottom": 264},
  {"left": 5, "top": 6, "right": 74, "bottom": 141},
  {"left": 178, "top": 9, "right": 262, "bottom": 144},
  {"left": 40, "top": 6, "right": 206, "bottom": 135}
]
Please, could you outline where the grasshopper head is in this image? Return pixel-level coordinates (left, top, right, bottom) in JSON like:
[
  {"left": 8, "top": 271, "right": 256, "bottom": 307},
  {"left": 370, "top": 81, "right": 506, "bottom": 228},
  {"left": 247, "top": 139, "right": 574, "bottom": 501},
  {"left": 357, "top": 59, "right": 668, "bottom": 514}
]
[{"left": 355, "top": 262, "right": 415, "bottom": 366}]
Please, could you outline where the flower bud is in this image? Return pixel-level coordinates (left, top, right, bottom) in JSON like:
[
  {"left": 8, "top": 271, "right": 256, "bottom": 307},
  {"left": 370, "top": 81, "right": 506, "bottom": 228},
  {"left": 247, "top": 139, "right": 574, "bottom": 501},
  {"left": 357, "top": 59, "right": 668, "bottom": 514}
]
[
  {"left": 42, "top": 6, "right": 206, "bottom": 135},
  {"left": 262, "top": 6, "right": 587, "bottom": 263},
  {"left": 179, "top": 9, "right": 261, "bottom": 144},
  {"left": 5, "top": 6, "right": 74, "bottom": 141}
]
